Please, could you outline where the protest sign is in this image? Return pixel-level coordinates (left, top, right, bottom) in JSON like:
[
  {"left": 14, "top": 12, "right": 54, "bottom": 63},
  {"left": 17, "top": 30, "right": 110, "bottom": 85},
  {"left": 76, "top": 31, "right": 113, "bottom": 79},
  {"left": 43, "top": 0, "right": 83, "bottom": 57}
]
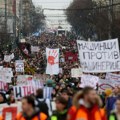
[
  {"left": 15, "top": 60, "right": 24, "bottom": 72},
  {"left": 31, "top": 80, "right": 44, "bottom": 88},
  {"left": 0, "top": 81, "right": 8, "bottom": 91},
  {"left": 98, "top": 79, "right": 114, "bottom": 91},
  {"left": 31, "top": 46, "right": 40, "bottom": 52},
  {"left": 33, "top": 74, "right": 42, "bottom": 80},
  {"left": 0, "top": 75, "right": 11, "bottom": 83},
  {"left": 33, "top": 74, "right": 48, "bottom": 81},
  {"left": 77, "top": 39, "right": 120, "bottom": 73},
  {"left": 14, "top": 86, "right": 51, "bottom": 99},
  {"left": 43, "top": 87, "right": 53, "bottom": 99},
  {"left": 106, "top": 73, "right": 120, "bottom": 86},
  {"left": 98, "top": 73, "right": 120, "bottom": 91},
  {"left": 13, "top": 86, "right": 35, "bottom": 99},
  {"left": 71, "top": 68, "right": 82, "bottom": 78},
  {"left": 0, "top": 102, "right": 21, "bottom": 120},
  {"left": 4, "top": 55, "right": 11, "bottom": 62},
  {"left": 17, "top": 75, "right": 33, "bottom": 86},
  {"left": 65, "top": 52, "right": 78, "bottom": 62},
  {"left": 0, "top": 68, "right": 13, "bottom": 83},
  {"left": 46, "top": 48, "right": 59, "bottom": 75},
  {"left": 2, "top": 68, "right": 13, "bottom": 77},
  {"left": 17, "top": 75, "right": 44, "bottom": 88},
  {"left": 4, "top": 54, "right": 14, "bottom": 62},
  {"left": 80, "top": 75, "right": 99, "bottom": 89}
]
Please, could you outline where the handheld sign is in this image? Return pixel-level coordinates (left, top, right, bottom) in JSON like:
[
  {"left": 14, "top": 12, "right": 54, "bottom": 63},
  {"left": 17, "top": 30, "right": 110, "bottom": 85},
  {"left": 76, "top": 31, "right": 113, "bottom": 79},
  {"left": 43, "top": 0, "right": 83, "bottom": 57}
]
[{"left": 77, "top": 39, "right": 120, "bottom": 73}]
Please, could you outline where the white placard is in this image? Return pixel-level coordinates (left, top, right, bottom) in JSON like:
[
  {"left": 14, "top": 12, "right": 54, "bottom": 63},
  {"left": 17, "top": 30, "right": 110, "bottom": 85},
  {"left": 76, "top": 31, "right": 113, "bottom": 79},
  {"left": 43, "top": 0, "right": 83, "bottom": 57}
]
[
  {"left": 71, "top": 68, "right": 82, "bottom": 78},
  {"left": 104, "top": 73, "right": 120, "bottom": 87},
  {"left": 15, "top": 60, "right": 24, "bottom": 73},
  {"left": 31, "top": 46, "right": 40, "bottom": 52},
  {"left": 17, "top": 75, "right": 33, "bottom": 86},
  {"left": 14, "top": 86, "right": 51, "bottom": 99},
  {"left": 0, "top": 68, "right": 13, "bottom": 83},
  {"left": 80, "top": 75, "right": 99, "bottom": 89},
  {"left": 46, "top": 48, "right": 59, "bottom": 75},
  {"left": 2, "top": 68, "right": 13, "bottom": 77},
  {"left": 4, "top": 55, "right": 11, "bottom": 62},
  {"left": 98, "top": 79, "right": 114, "bottom": 91},
  {"left": 4, "top": 53, "right": 14, "bottom": 62},
  {"left": 77, "top": 39, "right": 120, "bottom": 73}
]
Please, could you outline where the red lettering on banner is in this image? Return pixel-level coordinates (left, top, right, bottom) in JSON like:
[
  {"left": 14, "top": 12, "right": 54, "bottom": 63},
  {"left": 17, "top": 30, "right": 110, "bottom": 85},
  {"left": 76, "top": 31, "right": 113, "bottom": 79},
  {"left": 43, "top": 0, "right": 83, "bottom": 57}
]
[
  {"left": 22, "top": 86, "right": 27, "bottom": 96},
  {"left": 0, "top": 81, "right": 8, "bottom": 91},
  {"left": 27, "top": 86, "right": 34, "bottom": 95},
  {"left": 4, "top": 84, "right": 8, "bottom": 91}
]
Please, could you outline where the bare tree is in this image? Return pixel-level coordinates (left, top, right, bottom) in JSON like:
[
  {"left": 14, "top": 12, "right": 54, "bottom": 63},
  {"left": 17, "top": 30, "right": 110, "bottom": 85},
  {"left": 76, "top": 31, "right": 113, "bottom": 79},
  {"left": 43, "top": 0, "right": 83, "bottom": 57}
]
[{"left": 66, "top": 0, "right": 120, "bottom": 41}]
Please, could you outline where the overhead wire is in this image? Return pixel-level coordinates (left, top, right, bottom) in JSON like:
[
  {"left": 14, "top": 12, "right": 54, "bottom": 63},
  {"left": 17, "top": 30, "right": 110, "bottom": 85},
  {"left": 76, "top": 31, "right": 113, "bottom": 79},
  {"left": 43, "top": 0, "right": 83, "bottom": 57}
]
[
  {"left": 43, "top": 2, "right": 120, "bottom": 11},
  {"left": 1, "top": 2, "right": 120, "bottom": 12}
]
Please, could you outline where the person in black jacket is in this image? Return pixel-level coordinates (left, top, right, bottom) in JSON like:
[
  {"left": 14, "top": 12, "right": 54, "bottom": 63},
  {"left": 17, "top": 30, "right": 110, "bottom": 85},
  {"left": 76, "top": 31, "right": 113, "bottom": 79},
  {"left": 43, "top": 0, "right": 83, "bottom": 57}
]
[
  {"left": 50, "top": 96, "right": 68, "bottom": 120},
  {"left": 35, "top": 89, "right": 49, "bottom": 117}
]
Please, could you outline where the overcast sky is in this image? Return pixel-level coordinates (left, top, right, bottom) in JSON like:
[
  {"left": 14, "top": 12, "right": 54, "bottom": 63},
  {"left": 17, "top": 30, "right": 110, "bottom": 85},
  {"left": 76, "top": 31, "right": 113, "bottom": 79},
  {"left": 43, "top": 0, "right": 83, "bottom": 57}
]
[
  {"left": 32, "top": 0, "right": 72, "bottom": 16},
  {"left": 32, "top": 0, "right": 72, "bottom": 9},
  {"left": 32, "top": 0, "right": 73, "bottom": 27}
]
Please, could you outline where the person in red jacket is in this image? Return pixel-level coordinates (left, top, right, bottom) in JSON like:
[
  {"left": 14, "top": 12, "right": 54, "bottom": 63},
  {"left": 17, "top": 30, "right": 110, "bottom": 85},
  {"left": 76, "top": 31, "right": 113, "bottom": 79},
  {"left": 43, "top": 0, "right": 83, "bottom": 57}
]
[
  {"left": 67, "top": 91, "right": 82, "bottom": 120},
  {"left": 69, "top": 87, "right": 107, "bottom": 120}
]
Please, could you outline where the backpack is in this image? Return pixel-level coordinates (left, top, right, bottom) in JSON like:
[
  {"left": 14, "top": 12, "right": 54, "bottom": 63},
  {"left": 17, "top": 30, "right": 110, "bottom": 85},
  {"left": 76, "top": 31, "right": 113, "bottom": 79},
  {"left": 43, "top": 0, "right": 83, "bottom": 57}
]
[{"left": 36, "top": 99, "right": 49, "bottom": 117}]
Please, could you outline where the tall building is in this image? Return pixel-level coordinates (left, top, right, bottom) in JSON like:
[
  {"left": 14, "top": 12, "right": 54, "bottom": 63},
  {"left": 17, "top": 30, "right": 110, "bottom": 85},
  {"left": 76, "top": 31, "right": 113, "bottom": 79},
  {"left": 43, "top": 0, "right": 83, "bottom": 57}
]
[
  {"left": 0, "top": 0, "right": 5, "bottom": 33},
  {"left": 0, "top": 0, "right": 14, "bottom": 33},
  {"left": 21, "top": 0, "right": 35, "bottom": 36},
  {"left": 0, "top": 0, "right": 15, "bottom": 49}
]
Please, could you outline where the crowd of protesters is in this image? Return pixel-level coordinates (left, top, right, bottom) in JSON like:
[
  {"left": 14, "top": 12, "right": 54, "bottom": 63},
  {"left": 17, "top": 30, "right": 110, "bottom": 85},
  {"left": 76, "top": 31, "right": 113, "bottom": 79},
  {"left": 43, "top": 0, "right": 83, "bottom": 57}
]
[{"left": 0, "top": 32, "right": 119, "bottom": 120}]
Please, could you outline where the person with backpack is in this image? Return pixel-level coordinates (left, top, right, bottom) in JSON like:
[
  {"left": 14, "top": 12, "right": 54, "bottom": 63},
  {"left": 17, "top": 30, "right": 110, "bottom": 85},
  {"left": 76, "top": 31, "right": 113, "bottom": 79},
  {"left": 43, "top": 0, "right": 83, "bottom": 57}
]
[
  {"left": 109, "top": 97, "right": 120, "bottom": 120},
  {"left": 16, "top": 96, "right": 47, "bottom": 120},
  {"left": 35, "top": 89, "right": 50, "bottom": 117}
]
